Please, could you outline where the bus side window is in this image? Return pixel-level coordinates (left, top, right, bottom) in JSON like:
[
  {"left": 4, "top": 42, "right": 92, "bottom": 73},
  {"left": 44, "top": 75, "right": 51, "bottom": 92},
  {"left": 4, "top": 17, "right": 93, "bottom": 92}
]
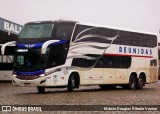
[
  {"left": 56, "top": 24, "right": 75, "bottom": 40},
  {"left": 72, "top": 25, "right": 92, "bottom": 42},
  {"left": 95, "top": 59, "right": 104, "bottom": 68},
  {"left": 143, "top": 35, "right": 151, "bottom": 47},
  {"left": 152, "top": 36, "right": 157, "bottom": 47}
]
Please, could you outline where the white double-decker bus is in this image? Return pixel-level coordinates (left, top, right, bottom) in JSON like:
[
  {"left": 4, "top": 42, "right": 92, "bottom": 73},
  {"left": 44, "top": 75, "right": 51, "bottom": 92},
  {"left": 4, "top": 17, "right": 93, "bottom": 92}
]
[{"left": 1, "top": 20, "right": 158, "bottom": 93}]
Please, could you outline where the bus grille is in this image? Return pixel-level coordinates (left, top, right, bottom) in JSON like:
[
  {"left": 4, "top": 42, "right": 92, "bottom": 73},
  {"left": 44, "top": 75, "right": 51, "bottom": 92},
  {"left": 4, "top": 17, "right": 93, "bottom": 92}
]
[{"left": 16, "top": 76, "right": 39, "bottom": 80}]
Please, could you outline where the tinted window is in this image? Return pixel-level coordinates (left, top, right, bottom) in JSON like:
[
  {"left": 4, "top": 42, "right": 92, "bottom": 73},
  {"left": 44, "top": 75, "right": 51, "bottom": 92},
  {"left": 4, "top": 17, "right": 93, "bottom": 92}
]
[
  {"left": 143, "top": 35, "right": 152, "bottom": 47},
  {"left": 114, "top": 31, "right": 157, "bottom": 47},
  {"left": 120, "top": 32, "right": 132, "bottom": 45},
  {"left": 47, "top": 42, "right": 69, "bottom": 67},
  {"left": 55, "top": 24, "right": 75, "bottom": 40},
  {"left": 72, "top": 24, "right": 157, "bottom": 47},
  {"left": 72, "top": 25, "right": 92, "bottom": 42},
  {"left": 152, "top": 36, "right": 157, "bottom": 47},
  {"left": 72, "top": 55, "right": 131, "bottom": 68},
  {"left": 92, "top": 28, "right": 108, "bottom": 42},
  {"left": 72, "top": 25, "right": 119, "bottom": 43},
  {"left": 95, "top": 55, "right": 131, "bottom": 68},
  {"left": 132, "top": 33, "right": 143, "bottom": 46},
  {"left": 143, "top": 35, "right": 157, "bottom": 47},
  {"left": 71, "top": 58, "right": 96, "bottom": 68},
  {"left": 14, "top": 48, "right": 47, "bottom": 72}
]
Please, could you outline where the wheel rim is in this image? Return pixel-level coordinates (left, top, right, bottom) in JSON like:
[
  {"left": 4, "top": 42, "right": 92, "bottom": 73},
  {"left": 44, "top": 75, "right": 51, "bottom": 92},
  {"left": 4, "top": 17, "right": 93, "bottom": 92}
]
[
  {"left": 72, "top": 78, "right": 75, "bottom": 87},
  {"left": 139, "top": 77, "right": 144, "bottom": 86},
  {"left": 131, "top": 79, "right": 135, "bottom": 87},
  {"left": 130, "top": 77, "right": 136, "bottom": 88}
]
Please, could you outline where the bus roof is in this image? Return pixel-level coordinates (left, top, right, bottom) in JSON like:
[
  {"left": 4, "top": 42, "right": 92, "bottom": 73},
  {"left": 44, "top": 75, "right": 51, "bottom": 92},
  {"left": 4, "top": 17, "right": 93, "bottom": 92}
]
[
  {"left": 25, "top": 20, "right": 156, "bottom": 36},
  {"left": 25, "top": 20, "right": 77, "bottom": 25}
]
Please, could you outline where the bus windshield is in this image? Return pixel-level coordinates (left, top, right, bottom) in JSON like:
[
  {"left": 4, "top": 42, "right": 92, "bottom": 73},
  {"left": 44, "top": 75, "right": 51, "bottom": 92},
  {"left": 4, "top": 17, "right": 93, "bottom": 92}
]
[
  {"left": 19, "top": 23, "right": 54, "bottom": 38},
  {"left": 13, "top": 48, "right": 48, "bottom": 71}
]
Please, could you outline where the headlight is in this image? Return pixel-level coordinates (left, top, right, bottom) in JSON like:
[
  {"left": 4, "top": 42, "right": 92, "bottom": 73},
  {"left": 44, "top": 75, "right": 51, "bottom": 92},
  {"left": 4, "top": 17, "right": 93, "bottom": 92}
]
[
  {"left": 39, "top": 74, "right": 45, "bottom": 77},
  {"left": 12, "top": 74, "right": 17, "bottom": 77}
]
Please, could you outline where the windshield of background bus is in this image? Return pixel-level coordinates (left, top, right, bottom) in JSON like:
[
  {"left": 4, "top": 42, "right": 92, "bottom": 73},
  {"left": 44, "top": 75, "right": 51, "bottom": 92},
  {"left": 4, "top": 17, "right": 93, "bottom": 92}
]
[{"left": 19, "top": 24, "right": 54, "bottom": 38}]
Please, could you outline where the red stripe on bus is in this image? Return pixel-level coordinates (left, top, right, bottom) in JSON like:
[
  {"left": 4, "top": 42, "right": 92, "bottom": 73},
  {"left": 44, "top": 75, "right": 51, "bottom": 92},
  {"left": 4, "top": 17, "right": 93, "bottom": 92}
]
[{"left": 104, "top": 53, "right": 153, "bottom": 58}]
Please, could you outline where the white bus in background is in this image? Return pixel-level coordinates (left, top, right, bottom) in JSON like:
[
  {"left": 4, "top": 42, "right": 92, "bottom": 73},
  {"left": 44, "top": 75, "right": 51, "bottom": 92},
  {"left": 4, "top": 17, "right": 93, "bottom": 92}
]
[
  {"left": 0, "top": 17, "right": 22, "bottom": 80},
  {"left": 0, "top": 46, "right": 14, "bottom": 80},
  {"left": 2, "top": 20, "right": 158, "bottom": 92}
]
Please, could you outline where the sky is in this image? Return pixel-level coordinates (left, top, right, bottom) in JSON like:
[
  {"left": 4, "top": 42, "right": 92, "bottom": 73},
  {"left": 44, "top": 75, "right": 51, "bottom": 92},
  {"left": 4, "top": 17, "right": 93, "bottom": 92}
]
[{"left": 0, "top": 0, "right": 160, "bottom": 41}]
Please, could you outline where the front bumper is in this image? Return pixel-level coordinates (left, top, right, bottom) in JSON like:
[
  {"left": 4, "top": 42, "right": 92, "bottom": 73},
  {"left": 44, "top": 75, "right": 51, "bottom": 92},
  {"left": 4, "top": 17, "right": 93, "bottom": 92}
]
[{"left": 12, "top": 76, "right": 50, "bottom": 86}]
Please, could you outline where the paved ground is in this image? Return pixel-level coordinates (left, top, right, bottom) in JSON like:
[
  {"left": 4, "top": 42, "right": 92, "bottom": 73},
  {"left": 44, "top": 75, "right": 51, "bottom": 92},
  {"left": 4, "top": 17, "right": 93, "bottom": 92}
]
[{"left": 0, "top": 81, "right": 160, "bottom": 114}]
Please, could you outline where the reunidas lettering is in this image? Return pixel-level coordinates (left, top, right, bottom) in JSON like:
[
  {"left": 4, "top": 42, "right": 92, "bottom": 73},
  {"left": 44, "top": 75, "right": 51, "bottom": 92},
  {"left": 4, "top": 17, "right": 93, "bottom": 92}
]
[{"left": 119, "top": 46, "right": 152, "bottom": 55}]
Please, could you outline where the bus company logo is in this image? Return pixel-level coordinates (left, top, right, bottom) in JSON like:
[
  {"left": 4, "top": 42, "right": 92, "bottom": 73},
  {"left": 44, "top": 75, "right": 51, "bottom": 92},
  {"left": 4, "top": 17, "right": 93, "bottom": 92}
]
[
  {"left": 2, "top": 106, "right": 12, "bottom": 112},
  {"left": 119, "top": 46, "right": 152, "bottom": 55},
  {"left": 25, "top": 44, "right": 35, "bottom": 48}
]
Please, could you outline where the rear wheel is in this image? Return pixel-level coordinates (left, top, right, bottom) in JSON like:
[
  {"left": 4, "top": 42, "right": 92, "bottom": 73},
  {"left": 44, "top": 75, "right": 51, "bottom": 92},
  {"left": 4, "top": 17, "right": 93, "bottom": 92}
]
[
  {"left": 67, "top": 75, "right": 76, "bottom": 92},
  {"left": 137, "top": 75, "right": 145, "bottom": 89},
  {"left": 128, "top": 75, "right": 137, "bottom": 90},
  {"left": 37, "top": 86, "right": 45, "bottom": 93}
]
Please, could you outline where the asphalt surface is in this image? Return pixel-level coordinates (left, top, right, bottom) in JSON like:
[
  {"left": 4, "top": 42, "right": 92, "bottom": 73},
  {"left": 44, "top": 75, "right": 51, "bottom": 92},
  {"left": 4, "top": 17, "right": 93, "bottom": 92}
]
[{"left": 0, "top": 81, "right": 160, "bottom": 114}]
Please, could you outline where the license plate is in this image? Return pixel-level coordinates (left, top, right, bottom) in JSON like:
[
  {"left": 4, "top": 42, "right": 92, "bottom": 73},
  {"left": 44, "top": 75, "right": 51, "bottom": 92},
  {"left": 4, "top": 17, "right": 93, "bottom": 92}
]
[{"left": 24, "top": 83, "right": 31, "bottom": 86}]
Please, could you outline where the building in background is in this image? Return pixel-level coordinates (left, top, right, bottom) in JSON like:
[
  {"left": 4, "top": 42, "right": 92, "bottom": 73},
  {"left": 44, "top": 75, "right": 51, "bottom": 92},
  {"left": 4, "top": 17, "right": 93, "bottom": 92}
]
[{"left": 0, "top": 17, "right": 22, "bottom": 80}]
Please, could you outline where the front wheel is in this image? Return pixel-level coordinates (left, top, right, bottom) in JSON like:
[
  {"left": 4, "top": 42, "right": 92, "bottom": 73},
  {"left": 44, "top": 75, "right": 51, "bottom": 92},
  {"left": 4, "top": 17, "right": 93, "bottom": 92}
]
[
  {"left": 67, "top": 75, "right": 76, "bottom": 92},
  {"left": 37, "top": 86, "right": 45, "bottom": 93}
]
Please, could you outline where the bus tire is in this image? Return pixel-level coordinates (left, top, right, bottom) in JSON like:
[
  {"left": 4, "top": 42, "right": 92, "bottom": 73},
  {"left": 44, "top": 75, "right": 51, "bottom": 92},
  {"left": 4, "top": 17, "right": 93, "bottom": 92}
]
[
  {"left": 137, "top": 75, "right": 145, "bottom": 89},
  {"left": 67, "top": 74, "right": 75, "bottom": 92},
  {"left": 37, "top": 86, "right": 45, "bottom": 93},
  {"left": 128, "top": 75, "right": 137, "bottom": 90}
]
